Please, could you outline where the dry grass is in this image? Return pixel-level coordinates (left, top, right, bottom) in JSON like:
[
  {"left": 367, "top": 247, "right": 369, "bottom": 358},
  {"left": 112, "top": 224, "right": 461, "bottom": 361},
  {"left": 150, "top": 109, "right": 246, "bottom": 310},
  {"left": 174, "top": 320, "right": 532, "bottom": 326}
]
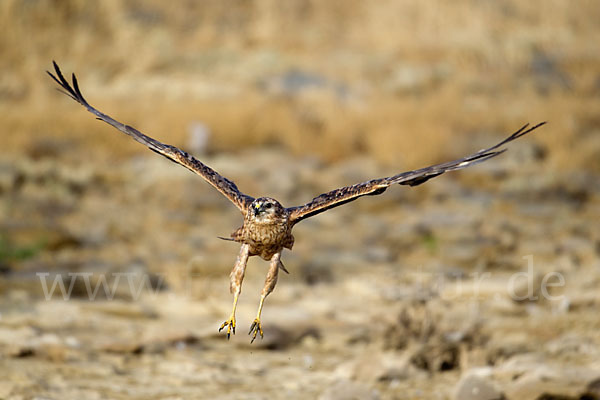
[{"left": 1, "top": 0, "right": 599, "bottom": 171}]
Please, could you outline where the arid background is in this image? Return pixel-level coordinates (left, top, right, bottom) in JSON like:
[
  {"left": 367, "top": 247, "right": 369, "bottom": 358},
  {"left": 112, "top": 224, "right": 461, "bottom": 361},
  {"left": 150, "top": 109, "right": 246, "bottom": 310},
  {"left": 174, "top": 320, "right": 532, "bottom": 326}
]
[{"left": 1, "top": 1, "right": 599, "bottom": 399}]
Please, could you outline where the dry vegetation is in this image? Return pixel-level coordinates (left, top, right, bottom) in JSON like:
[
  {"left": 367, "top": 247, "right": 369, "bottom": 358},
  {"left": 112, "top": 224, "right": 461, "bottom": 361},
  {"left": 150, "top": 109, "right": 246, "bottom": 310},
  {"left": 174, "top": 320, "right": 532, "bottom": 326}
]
[{"left": 2, "top": 0, "right": 599, "bottom": 168}]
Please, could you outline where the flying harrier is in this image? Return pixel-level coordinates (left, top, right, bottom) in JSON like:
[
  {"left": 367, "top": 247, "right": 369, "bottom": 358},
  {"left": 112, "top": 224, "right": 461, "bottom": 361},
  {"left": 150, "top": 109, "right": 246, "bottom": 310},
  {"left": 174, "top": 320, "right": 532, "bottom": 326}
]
[{"left": 48, "top": 62, "right": 545, "bottom": 342}]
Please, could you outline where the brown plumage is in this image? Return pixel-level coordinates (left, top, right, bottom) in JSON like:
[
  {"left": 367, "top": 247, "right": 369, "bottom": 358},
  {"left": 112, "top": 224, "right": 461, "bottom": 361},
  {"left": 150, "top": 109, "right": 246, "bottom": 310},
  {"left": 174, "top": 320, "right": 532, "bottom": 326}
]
[{"left": 48, "top": 62, "right": 546, "bottom": 342}]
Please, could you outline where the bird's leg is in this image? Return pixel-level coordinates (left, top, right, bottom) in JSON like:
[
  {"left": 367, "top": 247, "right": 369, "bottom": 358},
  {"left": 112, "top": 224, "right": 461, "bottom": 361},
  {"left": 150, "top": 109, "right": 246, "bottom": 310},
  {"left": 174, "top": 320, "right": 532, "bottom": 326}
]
[
  {"left": 219, "top": 244, "right": 250, "bottom": 339},
  {"left": 249, "top": 252, "right": 281, "bottom": 343}
]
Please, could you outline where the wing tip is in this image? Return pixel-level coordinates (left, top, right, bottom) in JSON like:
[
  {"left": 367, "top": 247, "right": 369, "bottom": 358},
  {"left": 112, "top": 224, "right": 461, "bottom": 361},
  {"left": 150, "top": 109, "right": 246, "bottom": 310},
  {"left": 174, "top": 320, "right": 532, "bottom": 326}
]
[
  {"left": 509, "top": 121, "right": 547, "bottom": 141},
  {"left": 47, "top": 61, "right": 89, "bottom": 106}
]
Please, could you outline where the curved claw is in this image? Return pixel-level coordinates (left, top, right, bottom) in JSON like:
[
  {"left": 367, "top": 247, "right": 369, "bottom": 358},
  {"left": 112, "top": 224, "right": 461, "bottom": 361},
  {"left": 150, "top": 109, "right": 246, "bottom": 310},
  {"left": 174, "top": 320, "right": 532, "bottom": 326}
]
[
  {"left": 219, "top": 317, "right": 236, "bottom": 339},
  {"left": 248, "top": 319, "right": 263, "bottom": 343}
]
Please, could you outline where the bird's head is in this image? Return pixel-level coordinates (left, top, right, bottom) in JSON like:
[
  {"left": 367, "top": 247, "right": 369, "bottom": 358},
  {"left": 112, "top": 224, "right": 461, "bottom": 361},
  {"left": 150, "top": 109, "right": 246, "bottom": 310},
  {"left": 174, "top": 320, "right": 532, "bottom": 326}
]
[{"left": 250, "top": 197, "right": 285, "bottom": 223}]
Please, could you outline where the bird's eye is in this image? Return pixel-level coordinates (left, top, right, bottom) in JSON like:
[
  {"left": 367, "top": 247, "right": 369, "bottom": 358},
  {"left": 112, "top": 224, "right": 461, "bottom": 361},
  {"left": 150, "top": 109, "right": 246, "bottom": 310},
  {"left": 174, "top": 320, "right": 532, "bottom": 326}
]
[{"left": 265, "top": 203, "right": 272, "bottom": 209}]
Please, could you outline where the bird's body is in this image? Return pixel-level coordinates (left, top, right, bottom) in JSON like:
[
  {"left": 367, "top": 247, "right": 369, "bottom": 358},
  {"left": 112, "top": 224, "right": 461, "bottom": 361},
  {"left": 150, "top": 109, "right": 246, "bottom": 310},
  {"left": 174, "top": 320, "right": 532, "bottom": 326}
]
[
  {"left": 47, "top": 62, "right": 546, "bottom": 342},
  {"left": 232, "top": 198, "right": 294, "bottom": 260}
]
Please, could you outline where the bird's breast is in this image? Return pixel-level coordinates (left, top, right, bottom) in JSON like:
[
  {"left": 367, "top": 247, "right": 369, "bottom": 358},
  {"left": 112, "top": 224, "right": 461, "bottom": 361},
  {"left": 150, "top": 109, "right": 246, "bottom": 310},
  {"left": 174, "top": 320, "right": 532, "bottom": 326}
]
[
  {"left": 245, "top": 221, "right": 288, "bottom": 245},
  {"left": 240, "top": 220, "right": 294, "bottom": 259}
]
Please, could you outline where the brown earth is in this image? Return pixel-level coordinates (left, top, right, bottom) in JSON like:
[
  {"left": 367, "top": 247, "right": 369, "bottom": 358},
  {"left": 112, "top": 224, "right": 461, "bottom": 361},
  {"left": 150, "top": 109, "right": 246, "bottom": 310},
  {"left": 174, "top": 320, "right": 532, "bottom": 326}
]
[{"left": 1, "top": 1, "right": 599, "bottom": 399}]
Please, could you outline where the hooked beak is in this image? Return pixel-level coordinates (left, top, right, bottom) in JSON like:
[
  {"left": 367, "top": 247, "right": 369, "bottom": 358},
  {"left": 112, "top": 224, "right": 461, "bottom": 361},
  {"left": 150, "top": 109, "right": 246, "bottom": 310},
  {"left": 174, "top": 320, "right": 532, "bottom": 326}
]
[{"left": 253, "top": 202, "right": 262, "bottom": 216}]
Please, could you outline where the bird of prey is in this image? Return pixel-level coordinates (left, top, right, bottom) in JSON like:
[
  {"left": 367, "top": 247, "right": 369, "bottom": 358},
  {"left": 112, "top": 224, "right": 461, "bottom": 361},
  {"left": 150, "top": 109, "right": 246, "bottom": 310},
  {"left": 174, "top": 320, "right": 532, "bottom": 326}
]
[{"left": 48, "top": 62, "right": 545, "bottom": 342}]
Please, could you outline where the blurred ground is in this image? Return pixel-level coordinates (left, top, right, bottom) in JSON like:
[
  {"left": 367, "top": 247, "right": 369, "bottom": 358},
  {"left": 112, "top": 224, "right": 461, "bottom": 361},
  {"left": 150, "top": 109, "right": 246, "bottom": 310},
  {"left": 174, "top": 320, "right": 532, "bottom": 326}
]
[{"left": 1, "top": 1, "right": 600, "bottom": 399}]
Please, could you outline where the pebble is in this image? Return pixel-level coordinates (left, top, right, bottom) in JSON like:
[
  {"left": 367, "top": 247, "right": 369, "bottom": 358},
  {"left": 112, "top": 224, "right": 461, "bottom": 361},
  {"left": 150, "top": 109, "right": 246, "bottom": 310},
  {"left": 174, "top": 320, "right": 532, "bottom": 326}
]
[
  {"left": 453, "top": 369, "right": 503, "bottom": 400},
  {"left": 319, "top": 380, "right": 380, "bottom": 400}
]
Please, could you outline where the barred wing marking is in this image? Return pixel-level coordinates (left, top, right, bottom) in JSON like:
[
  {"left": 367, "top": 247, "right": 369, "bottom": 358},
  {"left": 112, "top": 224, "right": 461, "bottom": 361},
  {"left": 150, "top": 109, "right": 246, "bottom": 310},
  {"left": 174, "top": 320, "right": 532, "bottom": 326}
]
[
  {"left": 288, "top": 122, "right": 546, "bottom": 224},
  {"left": 47, "top": 62, "right": 254, "bottom": 214}
]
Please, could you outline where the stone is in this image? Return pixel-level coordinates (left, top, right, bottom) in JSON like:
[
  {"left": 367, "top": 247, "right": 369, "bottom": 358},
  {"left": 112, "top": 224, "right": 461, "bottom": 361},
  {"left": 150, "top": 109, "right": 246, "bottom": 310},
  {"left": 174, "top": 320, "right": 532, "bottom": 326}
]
[
  {"left": 453, "top": 369, "right": 504, "bottom": 400},
  {"left": 319, "top": 380, "right": 380, "bottom": 400}
]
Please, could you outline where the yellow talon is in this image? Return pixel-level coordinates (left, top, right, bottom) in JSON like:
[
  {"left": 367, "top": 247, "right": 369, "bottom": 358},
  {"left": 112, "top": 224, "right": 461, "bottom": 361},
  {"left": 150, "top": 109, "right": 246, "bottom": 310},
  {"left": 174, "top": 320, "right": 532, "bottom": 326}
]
[
  {"left": 248, "top": 318, "right": 263, "bottom": 343},
  {"left": 219, "top": 316, "right": 236, "bottom": 339}
]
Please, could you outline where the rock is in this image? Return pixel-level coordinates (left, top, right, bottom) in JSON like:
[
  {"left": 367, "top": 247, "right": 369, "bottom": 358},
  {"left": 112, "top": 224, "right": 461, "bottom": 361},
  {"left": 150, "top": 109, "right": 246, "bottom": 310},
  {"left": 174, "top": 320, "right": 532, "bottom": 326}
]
[
  {"left": 496, "top": 356, "right": 600, "bottom": 400},
  {"left": 333, "top": 351, "right": 419, "bottom": 383},
  {"left": 319, "top": 380, "right": 380, "bottom": 400},
  {"left": 453, "top": 369, "right": 504, "bottom": 400},
  {"left": 0, "top": 326, "right": 37, "bottom": 357},
  {"left": 505, "top": 374, "right": 581, "bottom": 400},
  {"left": 585, "top": 378, "right": 600, "bottom": 399}
]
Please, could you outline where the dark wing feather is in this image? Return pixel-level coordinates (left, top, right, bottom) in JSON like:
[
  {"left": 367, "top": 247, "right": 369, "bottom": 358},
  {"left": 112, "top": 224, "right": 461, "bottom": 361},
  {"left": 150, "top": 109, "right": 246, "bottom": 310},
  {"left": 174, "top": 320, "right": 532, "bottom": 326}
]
[
  {"left": 288, "top": 122, "right": 546, "bottom": 224},
  {"left": 47, "top": 61, "right": 254, "bottom": 214}
]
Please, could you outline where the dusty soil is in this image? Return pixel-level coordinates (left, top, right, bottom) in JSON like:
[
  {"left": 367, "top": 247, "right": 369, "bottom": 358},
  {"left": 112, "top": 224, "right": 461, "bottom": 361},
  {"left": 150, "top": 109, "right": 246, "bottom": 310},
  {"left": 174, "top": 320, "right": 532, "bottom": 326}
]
[{"left": 1, "top": 1, "right": 599, "bottom": 399}]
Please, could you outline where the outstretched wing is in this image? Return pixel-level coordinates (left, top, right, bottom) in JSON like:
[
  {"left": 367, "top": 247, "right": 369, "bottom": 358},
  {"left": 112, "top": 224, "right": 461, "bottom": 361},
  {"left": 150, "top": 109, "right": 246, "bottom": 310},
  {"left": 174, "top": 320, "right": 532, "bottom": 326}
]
[
  {"left": 47, "top": 61, "right": 254, "bottom": 214},
  {"left": 288, "top": 122, "right": 546, "bottom": 224}
]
